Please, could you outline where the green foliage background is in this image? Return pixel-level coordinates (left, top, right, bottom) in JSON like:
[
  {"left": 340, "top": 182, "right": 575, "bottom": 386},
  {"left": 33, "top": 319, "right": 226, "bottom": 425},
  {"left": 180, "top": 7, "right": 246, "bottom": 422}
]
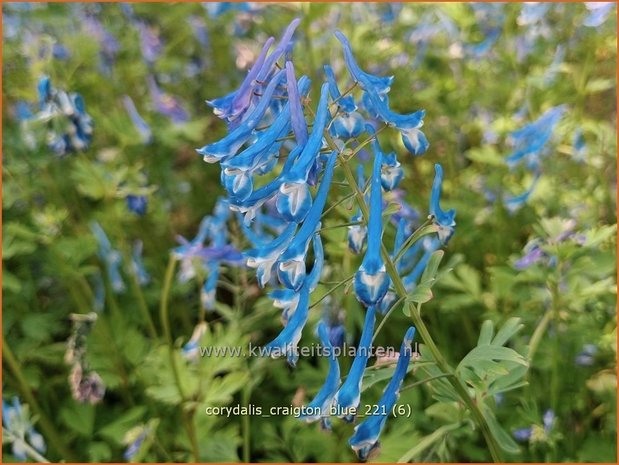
[{"left": 2, "top": 2, "right": 617, "bottom": 463}]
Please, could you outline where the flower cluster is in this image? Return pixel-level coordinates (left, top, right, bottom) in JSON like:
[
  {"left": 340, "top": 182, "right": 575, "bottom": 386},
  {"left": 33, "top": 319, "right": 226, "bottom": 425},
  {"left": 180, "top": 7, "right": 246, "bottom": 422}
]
[
  {"left": 197, "top": 19, "right": 456, "bottom": 459},
  {"left": 173, "top": 197, "right": 244, "bottom": 312},
  {"left": 503, "top": 105, "right": 566, "bottom": 212},
  {"left": 2, "top": 397, "right": 46, "bottom": 462},
  {"left": 17, "top": 76, "right": 94, "bottom": 156}
]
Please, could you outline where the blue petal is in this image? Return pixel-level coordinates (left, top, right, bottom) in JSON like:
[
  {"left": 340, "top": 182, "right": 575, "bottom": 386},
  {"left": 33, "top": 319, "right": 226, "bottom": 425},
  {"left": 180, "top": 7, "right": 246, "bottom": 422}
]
[
  {"left": 333, "top": 306, "right": 376, "bottom": 421},
  {"left": 299, "top": 321, "right": 341, "bottom": 424},
  {"left": 277, "top": 152, "right": 337, "bottom": 289},
  {"left": 349, "top": 327, "right": 416, "bottom": 460},
  {"left": 197, "top": 69, "right": 285, "bottom": 163},
  {"left": 429, "top": 164, "right": 456, "bottom": 244},
  {"left": 354, "top": 145, "right": 388, "bottom": 306}
]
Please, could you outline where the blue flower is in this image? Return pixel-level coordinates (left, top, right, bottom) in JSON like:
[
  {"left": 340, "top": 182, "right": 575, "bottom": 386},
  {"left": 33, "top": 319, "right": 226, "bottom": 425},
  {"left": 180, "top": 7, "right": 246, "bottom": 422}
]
[
  {"left": 324, "top": 64, "right": 364, "bottom": 139},
  {"left": 130, "top": 240, "right": 150, "bottom": 286},
  {"left": 299, "top": 321, "right": 341, "bottom": 429},
  {"left": 2, "top": 397, "right": 47, "bottom": 462},
  {"left": 354, "top": 143, "right": 389, "bottom": 306},
  {"left": 430, "top": 164, "right": 456, "bottom": 244},
  {"left": 285, "top": 61, "right": 309, "bottom": 145},
  {"left": 275, "top": 82, "right": 331, "bottom": 223},
  {"left": 333, "top": 306, "right": 376, "bottom": 421},
  {"left": 402, "top": 237, "right": 441, "bottom": 290},
  {"left": 122, "top": 96, "right": 152, "bottom": 144},
  {"left": 198, "top": 70, "right": 285, "bottom": 163},
  {"left": 506, "top": 105, "right": 566, "bottom": 169},
  {"left": 513, "top": 427, "right": 532, "bottom": 442},
  {"left": 584, "top": 2, "right": 615, "bottom": 27},
  {"left": 245, "top": 222, "right": 297, "bottom": 288},
  {"left": 181, "top": 322, "right": 207, "bottom": 361},
  {"left": 575, "top": 344, "right": 598, "bottom": 366},
  {"left": 349, "top": 326, "right": 416, "bottom": 461},
  {"left": 126, "top": 194, "right": 148, "bottom": 216},
  {"left": 335, "top": 31, "right": 429, "bottom": 156},
  {"left": 272, "top": 233, "right": 324, "bottom": 324},
  {"left": 137, "top": 21, "right": 163, "bottom": 64},
  {"left": 504, "top": 173, "right": 541, "bottom": 213},
  {"left": 207, "top": 36, "right": 275, "bottom": 122},
  {"left": 148, "top": 76, "right": 189, "bottom": 124},
  {"left": 348, "top": 164, "right": 368, "bottom": 254},
  {"left": 277, "top": 150, "right": 337, "bottom": 289},
  {"left": 263, "top": 279, "right": 311, "bottom": 367},
  {"left": 514, "top": 240, "right": 545, "bottom": 269},
  {"left": 90, "top": 222, "right": 126, "bottom": 293}
]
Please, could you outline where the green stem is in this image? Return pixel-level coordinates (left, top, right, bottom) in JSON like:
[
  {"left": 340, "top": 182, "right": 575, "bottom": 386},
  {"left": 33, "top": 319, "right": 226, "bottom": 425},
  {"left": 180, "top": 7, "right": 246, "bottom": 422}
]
[
  {"left": 527, "top": 310, "right": 553, "bottom": 362},
  {"left": 339, "top": 155, "right": 504, "bottom": 462},
  {"left": 3, "top": 339, "right": 77, "bottom": 462},
  {"left": 128, "top": 261, "right": 158, "bottom": 339},
  {"left": 2, "top": 429, "right": 50, "bottom": 463},
  {"left": 159, "top": 256, "right": 186, "bottom": 401},
  {"left": 159, "top": 256, "right": 200, "bottom": 461}
]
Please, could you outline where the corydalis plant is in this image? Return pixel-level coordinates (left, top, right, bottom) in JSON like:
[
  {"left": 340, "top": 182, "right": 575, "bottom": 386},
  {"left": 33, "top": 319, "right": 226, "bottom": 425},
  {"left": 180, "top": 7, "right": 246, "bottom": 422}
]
[{"left": 198, "top": 19, "right": 456, "bottom": 460}]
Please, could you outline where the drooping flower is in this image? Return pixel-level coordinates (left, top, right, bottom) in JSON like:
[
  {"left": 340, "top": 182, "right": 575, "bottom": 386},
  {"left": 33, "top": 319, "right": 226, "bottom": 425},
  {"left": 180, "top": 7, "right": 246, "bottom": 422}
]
[
  {"left": 277, "top": 150, "right": 337, "bottom": 290},
  {"left": 354, "top": 143, "right": 389, "bottom": 306},
  {"left": 349, "top": 326, "right": 416, "bottom": 461},
  {"left": 335, "top": 31, "right": 429, "bottom": 156},
  {"left": 506, "top": 105, "right": 566, "bottom": 169},
  {"left": 324, "top": 64, "right": 364, "bottom": 139},
  {"left": 198, "top": 70, "right": 285, "bottom": 162},
  {"left": 348, "top": 164, "right": 368, "bottom": 254},
  {"left": 429, "top": 163, "right": 456, "bottom": 244},
  {"left": 90, "top": 221, "right": 126, "bottom": 293},
  {"left": 181, "top": 321, "right": 207, "bottom": 361},
  {"left": 122, "top": 95, "right": 152, "bottom": 144},
  {"left": 148, "top": 76, "right": 189, "bottom": 124},
  {"left": 299, "top": 320, "right": 341, "bottom": 429},
  {"left": 333, "top": 305, "right": 376, "bottom": 422},
  {"left": 130, "top": 240, "right": 150, "bottom": 286}
]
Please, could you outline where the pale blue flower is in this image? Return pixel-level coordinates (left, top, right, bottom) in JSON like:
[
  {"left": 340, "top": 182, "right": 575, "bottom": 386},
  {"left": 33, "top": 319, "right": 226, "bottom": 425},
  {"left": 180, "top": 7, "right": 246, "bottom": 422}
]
[
  {"left": 90, "top": 221, "right": 126, "bottom": 293},
  {"left": 506, "top": 105, "right": 566, "bottom": 169},
  {"left": 584, "top": 2, "right": 615, "bottom": 27},
  {"left": 122, "top": 96, "right": 152, "bottom": 144}
]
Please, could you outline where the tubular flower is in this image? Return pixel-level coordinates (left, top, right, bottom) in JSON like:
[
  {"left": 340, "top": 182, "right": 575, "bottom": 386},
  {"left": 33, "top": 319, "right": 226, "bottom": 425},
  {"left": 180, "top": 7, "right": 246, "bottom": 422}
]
[
  {"left": 333, "top": 305, "right": 376, "bottom": 422},
  {"left": 275, "top": 83, "right": 331, "bottom": 223},
  {"left": 324, "top": 64, "right": 364, "bottom": 139},
  {"left": 198, "top": 69, "right": 285, "bottom": 163},
  {"left": 354, "top": 142, "right": 389, "bottom": 306},
  {"left": 429, "top": 163, "right": 456, "bottom": 244},
  {"left": 348, "top": 163, "right": 368, "bottom": 254},
  {"left": 335, "top": 31, "right": 429, "bottom": 156},
  {"left": 506, "top": 105, "right": 566, "bottom": 169},
  {"left": 277, "top": 150, "right": 337, "bottom": 290},
  {"left": 349, "top": 327, "right": 416, "bottom": 461},
  {"left": 90, "top": 221, "right": 125, "bottom": 293},
  {"left": 299, "top": 321, "right": 341, "bottom": 430},
  {"left": 122, "top": 95, "right": 152, "bottom": 144}
]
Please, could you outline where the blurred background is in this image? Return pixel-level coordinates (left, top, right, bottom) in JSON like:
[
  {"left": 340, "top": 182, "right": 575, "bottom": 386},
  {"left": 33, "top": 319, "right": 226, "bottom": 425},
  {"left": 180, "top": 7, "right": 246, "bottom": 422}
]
[{"left": 2, "top": 2, "right": 617, "bottom": 463}]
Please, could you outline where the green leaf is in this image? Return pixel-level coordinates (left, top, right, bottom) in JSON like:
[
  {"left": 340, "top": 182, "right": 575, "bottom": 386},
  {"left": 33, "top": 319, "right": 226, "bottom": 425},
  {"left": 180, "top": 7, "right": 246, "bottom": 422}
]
[{"left": 477, "top": 320, "right": 494, "bottom": 346}]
